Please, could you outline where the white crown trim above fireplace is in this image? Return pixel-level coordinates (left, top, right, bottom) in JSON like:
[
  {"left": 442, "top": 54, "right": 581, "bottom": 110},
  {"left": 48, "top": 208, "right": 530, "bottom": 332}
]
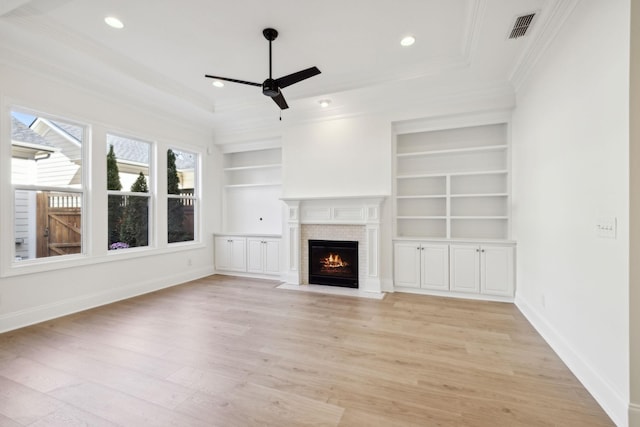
[{"left": 281, "top": 196, "right": 386, "bottom": 293}]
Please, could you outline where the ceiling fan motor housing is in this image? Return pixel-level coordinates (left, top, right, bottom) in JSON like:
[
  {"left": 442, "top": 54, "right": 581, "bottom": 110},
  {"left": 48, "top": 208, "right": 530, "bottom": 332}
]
[{"left": 262, "top": 78, "right": 279, "bottom": 97}]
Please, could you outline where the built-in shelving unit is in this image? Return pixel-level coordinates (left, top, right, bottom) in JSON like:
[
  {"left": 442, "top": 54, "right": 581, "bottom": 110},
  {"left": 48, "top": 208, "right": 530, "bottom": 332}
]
[
  {"left": 222, "top": 146, "right": 283, "bottom": 234},
  {"left": 223, "top": 148, "right": 282, "bottom": 188},
  {"left": 394, "top": 123, "right": 510, "bottom": 240}
]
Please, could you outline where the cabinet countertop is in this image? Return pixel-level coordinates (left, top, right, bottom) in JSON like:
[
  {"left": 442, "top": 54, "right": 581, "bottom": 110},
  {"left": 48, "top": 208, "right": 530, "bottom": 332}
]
[
  {"left": 393, "top": 237, "right": 516, "bottom": 245},
  {"left": 215, "top": 233, "right": 282, "bottom": 239}
]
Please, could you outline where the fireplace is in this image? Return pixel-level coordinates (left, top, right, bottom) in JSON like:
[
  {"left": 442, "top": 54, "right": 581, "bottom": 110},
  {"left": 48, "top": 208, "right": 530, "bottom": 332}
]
[{"left": 308, "top": 240, "right": 358, "bottom": 288}]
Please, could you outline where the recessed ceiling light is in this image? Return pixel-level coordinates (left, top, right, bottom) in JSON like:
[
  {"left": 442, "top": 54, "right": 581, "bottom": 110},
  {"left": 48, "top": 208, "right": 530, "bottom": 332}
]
[
  {"left": 400, "top": 35, "right": 415, "bottom": 47},
  {"left": 212, "top": 80, "right": 224, "bottom": 88},
  {"left": 318, "top": 99, "right": 331, "bottom": 108},
  {"left": 104, "top": 16, "right": 124, "bottom": 29}
]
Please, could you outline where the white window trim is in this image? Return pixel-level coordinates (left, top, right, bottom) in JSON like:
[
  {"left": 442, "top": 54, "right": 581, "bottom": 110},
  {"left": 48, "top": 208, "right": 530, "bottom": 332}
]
[
  {"left": 167, "top": 147, "right": 201, "bottom": 246},
  {"left": 3, "top": 107, "right": 90, "bottom": 277},
  {"left": 106, "top": 133, "right": 154, "bottom": 252}
]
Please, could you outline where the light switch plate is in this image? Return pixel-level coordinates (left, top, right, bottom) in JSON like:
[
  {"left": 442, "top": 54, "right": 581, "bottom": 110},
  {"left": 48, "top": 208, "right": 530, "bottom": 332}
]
[{"left": 596, "top": 217, "right": 617, "bottom": 239}]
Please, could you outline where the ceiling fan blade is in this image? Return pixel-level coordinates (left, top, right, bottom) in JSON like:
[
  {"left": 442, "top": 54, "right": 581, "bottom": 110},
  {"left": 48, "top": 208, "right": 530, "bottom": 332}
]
[
  {"left": 275, "top": 66, "right": 321, "bottom": 89},
  {"left": 271, "top": 91, "right": 289, "bottom": 110},
  {"left": 204, "top": 74, "right": 261, "bottom": 87}
]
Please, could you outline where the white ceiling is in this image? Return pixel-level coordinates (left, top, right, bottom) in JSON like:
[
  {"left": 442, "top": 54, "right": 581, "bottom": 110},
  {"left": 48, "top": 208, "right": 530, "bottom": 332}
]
[{"left": 0, "top": 0, "right": 556, "bottom": 139}]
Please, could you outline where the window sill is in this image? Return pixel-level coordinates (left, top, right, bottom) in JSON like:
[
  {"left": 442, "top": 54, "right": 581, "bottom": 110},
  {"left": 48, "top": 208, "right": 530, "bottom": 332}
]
[{"left": 1, "top": 241, "right": 206, "bottom": 278}]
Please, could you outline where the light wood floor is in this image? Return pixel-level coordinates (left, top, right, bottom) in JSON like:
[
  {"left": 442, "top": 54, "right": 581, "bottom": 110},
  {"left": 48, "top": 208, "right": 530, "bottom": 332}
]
[{"left": 0, "top": 275, "right": 613, "bottom": 426}]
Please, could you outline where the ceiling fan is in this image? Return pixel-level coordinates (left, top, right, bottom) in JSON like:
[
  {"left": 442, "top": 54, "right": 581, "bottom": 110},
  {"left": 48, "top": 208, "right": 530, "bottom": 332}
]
[{"left": 205, "top": 28, "right": 321, "bottom": 110}]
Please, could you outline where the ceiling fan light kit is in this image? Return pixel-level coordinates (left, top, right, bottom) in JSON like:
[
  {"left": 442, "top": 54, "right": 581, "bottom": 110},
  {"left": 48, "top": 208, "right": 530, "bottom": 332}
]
[{"left": 205, "top": 28, "right": 321, "bottom": 110}]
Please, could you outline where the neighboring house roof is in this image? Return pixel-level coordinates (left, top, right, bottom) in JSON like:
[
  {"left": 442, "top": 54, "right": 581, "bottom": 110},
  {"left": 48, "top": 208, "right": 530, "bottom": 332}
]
[
  {"left": 107, "top": 135, "right": 195, "bottom": 170},
  {"left": 49, "top": 120, "right": 83, "bottom": 143},
  {"left": 15, "top": 115, "right": 195, "bottom": 170},
  {"left": 172, "top": 150, "right": 196, "bottom": 170},
  {"left": 107, "top": 134, "right": 150, "bottom": 166},
  {"left": 11, "top": 117, "right": 55, "bottom": 148}
]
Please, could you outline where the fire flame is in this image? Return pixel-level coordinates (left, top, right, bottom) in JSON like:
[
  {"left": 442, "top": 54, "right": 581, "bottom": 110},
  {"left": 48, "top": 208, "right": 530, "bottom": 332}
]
[{"left": 322, "top": 253, "right": 349, "bottom": 268}]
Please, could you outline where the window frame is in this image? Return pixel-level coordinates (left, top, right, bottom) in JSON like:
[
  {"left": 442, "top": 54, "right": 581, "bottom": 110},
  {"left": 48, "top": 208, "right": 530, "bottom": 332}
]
[
  {"left": 106, "top": 133, "right": 154, "bottom": 252},
  {"left": 1, "top": 105, "right": 205, "bottom": 279},
  {"left": 166, "top": 146, "right": 200, "bottom": 245},
  {"left": 4, "top": 106, "right": 90, "bottom": 276}
]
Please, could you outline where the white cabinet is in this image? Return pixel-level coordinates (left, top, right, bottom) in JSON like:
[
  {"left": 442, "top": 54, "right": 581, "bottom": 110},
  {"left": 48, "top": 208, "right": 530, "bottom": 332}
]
[
  {"left": 449, "top": 245, "right": 480, "bottom": 293},
  {"left": 449, "top": 244, "right": 514, "bottom": 297},
  {"left": 394, "top": 242, "right": 449, "bottom": 291},
  {"left": 215, "top": 235, "right": 281, "bottom": 277},
  {"left": 480, "top": 245, "right": 515, "bottom": 296},
  {"left": 422, "top": 244, "right": 450, "bottom": 290},
  {"left": 394, "top": 242, "right": 421, "bottom": 288},
  {"left": 247, "top": 238, "right": 280, "bottom": 275},
  {"left": 214, "top": 236, "right": 247, "bottom": 272}
]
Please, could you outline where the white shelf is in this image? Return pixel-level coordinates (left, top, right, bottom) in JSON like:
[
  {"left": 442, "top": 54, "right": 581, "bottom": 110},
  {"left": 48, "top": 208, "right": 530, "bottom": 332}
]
[
  {"left": 398, "top": 216, "right": 447, "bottom": 220},
  {"left": 397, "top": 170, "right": 508, "bottom": 179},
  {"left": 451, "top": 216, "right": 508, "bottom": 220},
  {"left": 223, "top": 147, "right": 283, "bottom": 235},
  {"left": 394, "top": 122, "right": 510, "bottom": 241},
  {"left": 223, "top": 164, "right": 281, "bottom": 172},
  {"left": 450, "top": 193, "right": 508, "bottom": 198},
  {"left": 396, "top": 144, "right": 508, "bottom": 158},
  {"left": 224, "top": 147, "right": 282, "bottom": 188},
  {"left": 396, "top": 195, "right": 446, "bottom": 199},
  {"left": 225, "top": 182, "right": 282, "bottom": 189}
]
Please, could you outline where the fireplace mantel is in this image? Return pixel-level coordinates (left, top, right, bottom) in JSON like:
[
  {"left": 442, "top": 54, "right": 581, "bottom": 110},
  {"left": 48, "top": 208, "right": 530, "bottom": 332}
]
[{"left": 281, "top": 196, "right": 386, "bottom": 293}]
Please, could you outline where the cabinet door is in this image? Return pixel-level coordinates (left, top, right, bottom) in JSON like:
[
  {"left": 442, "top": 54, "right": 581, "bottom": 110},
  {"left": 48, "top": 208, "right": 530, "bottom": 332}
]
[
  {"left": 480, "top": 246, "right": 514, "bottom": 296},
  {"left": 394, "top": 242, "right": 421, "bottom": 288},
  {"left": 421, "top": 244, "right": 449, "bottom": 290},
  {"left": 449, "top": 244, "right": 480, "bottom": 293},
  {"left": 214, "top": 237, "right": 230, "bottom": 270},
  {"left": 246, "top": 238, "right": 264, "bottom": 273},
  {"left": 228, "top": 238, "right": 247, "bottom": 272},
  {"left": 263, "top": 239, "right": 281, "bottom": 275}
]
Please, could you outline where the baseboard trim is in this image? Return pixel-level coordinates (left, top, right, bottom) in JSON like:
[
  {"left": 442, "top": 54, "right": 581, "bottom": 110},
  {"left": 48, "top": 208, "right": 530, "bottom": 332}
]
[
  {"left": 515, "top": 296, "right": 627, "bottom": 427},
  {"left": 395, "top": 286, "right": 514, "bottom": 303},
  {"left": 630, "top": 403, "right": 640, "bottom": 426},
  {"left": 0, "top": 266, "right": 214, "bottom": 334}
]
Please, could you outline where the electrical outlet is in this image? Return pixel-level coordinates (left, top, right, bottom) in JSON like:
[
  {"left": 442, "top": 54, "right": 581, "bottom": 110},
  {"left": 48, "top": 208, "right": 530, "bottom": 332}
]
[
  {"left": 187, "top": 258, "right": 192, "bottom": 266},
  {"left": 541, "top": 294, "right": 546, "bottom": 309}
]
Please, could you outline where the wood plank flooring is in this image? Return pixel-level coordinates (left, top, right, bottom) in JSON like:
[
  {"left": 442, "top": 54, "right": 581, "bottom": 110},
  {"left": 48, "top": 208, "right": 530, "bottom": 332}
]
[{"left": 0, "top": 275, "right": 613, "bottom": 426}]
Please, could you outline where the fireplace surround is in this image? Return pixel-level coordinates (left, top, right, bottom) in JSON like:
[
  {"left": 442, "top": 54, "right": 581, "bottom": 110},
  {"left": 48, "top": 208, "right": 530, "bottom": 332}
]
[{"left": 281, "top": 196, "right": 385, "bottom": 293}]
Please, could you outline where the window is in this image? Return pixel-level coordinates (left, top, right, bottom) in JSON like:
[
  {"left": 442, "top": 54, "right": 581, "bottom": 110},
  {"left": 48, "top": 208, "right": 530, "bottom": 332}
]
[
  {"left": 106, "top": 134, "right": 152, "bottom": 250},
  {"left": 11, "top": 109, "right": 85, "bottom": 261},
  {"left": 167, "top": 148, "right": 197, "bottom": 243}
]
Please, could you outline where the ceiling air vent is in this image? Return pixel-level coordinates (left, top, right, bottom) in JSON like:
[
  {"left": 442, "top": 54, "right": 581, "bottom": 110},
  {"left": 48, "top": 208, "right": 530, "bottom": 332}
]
[{"left": 508, "top": 12, "right": 536, "bottom": 39}]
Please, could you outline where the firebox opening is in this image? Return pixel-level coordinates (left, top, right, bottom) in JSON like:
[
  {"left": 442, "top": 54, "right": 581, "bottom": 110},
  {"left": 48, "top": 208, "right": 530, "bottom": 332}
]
[{"left": 308, "top": 239, "right": 358, "bottom": 288}]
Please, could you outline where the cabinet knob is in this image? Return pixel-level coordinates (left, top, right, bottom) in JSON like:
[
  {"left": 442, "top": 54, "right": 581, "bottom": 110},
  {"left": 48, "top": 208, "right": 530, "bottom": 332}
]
[
  {"left": 417, "top": 247, "right": 421, "bottom": 250},
  {"left": 476, "top": 249, "right": 480, "bottom": 252},
  {"left": 481, "top": 249, "right": 485, "bottom": 253}
]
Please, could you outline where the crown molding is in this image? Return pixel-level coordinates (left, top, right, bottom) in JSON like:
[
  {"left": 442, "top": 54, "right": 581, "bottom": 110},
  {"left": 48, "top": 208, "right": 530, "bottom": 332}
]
[
  {"left": 212, "top": 78, "right": 515, "bottom": 145},
  {"left": 509, "top": 0, "right": 580, "bottom": 91},
  {"left": 0, "top": 13, "right": 215, "bottom": 115},
  {"left": 461, "top": 0, "right": 486, "bottom": 64}
]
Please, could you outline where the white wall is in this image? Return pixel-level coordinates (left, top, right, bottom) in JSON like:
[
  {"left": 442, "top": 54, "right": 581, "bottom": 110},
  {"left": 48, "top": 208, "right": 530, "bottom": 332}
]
[
  {"left": 282, "top": 116, "right": 392, "bottom": 198},
  {"left": 629, "top": 0, "right": 640, "bottom": 424},
  {"left": 0, "top": 62, "right": 219, "bottom": 333},
  {"left": 512, "top": 1, "right": 630, "bottom": 424}
]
